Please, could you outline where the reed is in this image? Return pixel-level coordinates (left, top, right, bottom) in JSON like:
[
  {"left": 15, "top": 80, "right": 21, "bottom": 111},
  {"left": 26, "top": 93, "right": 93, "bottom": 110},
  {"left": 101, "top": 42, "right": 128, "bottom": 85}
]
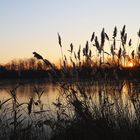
[
  {"left": 31, "top": 26, "right": 140, "bottom": 80},
  {"left": 0, "top": 81, "right": 140, "bottom": 139},
  {"left": 1, "top": 25, "right": 140, "bottom": 139}
]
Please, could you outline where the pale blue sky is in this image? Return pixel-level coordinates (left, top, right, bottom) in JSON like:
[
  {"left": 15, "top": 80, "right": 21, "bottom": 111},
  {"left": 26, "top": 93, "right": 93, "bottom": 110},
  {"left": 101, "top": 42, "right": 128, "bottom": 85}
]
[{"left": 0, "top": 0, "right": 140, "bottom": 64}]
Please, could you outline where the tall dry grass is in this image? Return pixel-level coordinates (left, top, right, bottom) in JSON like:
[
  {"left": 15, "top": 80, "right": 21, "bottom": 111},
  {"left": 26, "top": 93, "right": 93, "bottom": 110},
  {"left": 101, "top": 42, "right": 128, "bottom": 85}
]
[
  {"left": 0, "top": 81, "right": 140, "bottom": 139},
  {"left": 32, "top": 26, "right": 140, "bottom": 80}
]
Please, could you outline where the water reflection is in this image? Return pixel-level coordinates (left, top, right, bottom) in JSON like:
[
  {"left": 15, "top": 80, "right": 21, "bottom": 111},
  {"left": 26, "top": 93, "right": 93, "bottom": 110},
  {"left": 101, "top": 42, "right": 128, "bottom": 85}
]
[
  {"left": 0, "top": 80, "right": 140, "bottom": 139},
  {"left": 0, "top": 81, "right": 58, "bottom": 108},
  {"left": 0, "top": 80, "right": 140, "bottom": 117}
]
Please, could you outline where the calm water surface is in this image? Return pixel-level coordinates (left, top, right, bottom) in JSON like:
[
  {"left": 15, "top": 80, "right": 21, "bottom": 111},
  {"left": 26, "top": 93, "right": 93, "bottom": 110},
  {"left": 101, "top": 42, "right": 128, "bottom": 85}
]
[
  {"left": 0, "top": 79, "right": 140, "bottom": 115},
  {"left": 0, "top": 79, "right": 140, "bottom": 139}
]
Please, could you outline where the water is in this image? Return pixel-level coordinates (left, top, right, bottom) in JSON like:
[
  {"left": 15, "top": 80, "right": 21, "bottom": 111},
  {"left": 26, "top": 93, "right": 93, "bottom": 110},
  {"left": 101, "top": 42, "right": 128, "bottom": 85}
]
[
  {"left": 0, "top": 79, "right": 140, "bottom": 139},
  {"left": 0, "top": 80, "right": 139, "bottom": 111},
  {"left": 0, "top": 80, "right": 58, "bottom": 107}
]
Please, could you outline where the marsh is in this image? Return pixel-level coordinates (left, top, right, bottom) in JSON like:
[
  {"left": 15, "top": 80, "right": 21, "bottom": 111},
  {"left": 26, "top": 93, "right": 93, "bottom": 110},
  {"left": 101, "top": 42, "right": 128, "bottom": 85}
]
[{"left": 0, "top": 79, "right": 140, "bottom": 140}]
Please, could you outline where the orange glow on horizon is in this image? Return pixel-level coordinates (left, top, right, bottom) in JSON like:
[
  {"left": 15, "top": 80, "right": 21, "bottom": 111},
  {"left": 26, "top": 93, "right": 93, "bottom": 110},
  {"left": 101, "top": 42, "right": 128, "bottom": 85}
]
[{"left": 127, "top": 62, "right": 134, "bottom": 68}]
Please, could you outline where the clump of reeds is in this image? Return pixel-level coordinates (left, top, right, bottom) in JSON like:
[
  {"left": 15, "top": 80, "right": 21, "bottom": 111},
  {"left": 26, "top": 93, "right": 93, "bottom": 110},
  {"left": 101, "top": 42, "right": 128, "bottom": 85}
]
[
  {"left": 50, "top": 81, "right": 140, "bottom": 140},
  {"left": 32, "top": 25, "right": 140, "bottom": 80},
  {"left": 0, "top": 81, "right": 140, "bottom": 139}
]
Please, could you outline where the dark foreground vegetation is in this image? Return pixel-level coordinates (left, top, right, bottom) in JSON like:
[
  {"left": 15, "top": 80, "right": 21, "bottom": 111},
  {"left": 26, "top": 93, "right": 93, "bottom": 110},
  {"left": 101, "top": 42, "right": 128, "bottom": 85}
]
[
  {"left": 0, "top": 81, "right": 140, "bottom": 140},
  {"left": 1, "top": 26, "right": 140, "bottom": 140}
]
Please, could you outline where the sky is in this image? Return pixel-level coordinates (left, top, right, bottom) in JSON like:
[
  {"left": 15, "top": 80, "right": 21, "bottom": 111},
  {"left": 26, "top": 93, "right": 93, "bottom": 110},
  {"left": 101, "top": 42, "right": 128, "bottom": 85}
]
[{"left": 0, "top": 0, "right": 140, "bottom": 64}]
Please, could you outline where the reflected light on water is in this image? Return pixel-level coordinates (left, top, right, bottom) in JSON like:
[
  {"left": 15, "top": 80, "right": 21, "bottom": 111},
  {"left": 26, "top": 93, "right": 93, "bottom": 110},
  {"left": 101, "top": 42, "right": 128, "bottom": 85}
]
[{"left": 0, "top": 80, "right": 139, "bottom": 118}]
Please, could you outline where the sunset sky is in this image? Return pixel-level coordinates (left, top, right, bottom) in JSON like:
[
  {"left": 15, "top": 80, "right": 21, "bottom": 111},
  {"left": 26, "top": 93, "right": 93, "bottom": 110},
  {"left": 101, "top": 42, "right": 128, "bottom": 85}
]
[{"left": 0, "top": 0, "right": 140, "bottom": 64}]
